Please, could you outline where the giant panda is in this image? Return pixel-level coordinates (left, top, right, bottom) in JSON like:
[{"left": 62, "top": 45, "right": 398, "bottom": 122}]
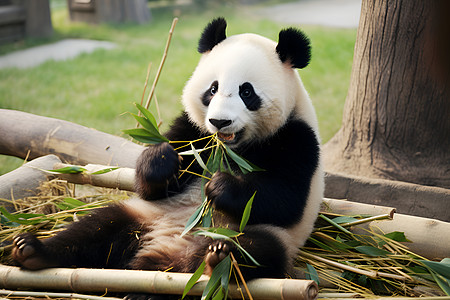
[{"left": 12, "top": 17, "right": 324, "bottom": 299}]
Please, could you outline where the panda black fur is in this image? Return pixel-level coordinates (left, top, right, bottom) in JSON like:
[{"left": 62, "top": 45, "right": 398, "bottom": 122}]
[{"left": 12, "top": 17, "right": 324, "bottom": 298}]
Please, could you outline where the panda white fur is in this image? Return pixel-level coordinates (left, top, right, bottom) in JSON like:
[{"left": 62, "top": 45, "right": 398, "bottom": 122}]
[{"left": 12, "top": 18, "right": 324, "bottom": 299}]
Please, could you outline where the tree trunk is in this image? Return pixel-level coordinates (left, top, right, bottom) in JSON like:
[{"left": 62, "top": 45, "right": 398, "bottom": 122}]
[{"left": 323, "top": 0, "right": 450, "bottom": 188}]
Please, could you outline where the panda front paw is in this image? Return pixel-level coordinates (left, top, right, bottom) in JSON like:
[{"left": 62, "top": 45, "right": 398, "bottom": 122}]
[
  {"left": 12, "top": 233, "right": 55, "bottom": 270},
  {"left": 205, "top": 172, "right": 242, "bottom": 213},
  {"left": 135, "top": 142, "right": 182, "bottom": 200}
]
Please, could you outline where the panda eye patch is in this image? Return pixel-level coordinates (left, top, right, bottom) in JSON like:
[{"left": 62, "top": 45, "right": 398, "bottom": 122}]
[
  {"left": 239, "top": 82, "right": 262, "bottom": 111},
  {"left": 202, "top": 81, "right": 218, "bottom": 106}
]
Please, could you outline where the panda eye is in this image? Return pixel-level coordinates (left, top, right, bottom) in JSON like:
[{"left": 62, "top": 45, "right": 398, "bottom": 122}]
[
  {"left": 240, "top": 88, "right": 252, "bottom": 98},
  {"left": 239, "top": 82, "right": 262, "bottom": 111},
  {"left": 210, "top": 81, "right": 218, "bottom": 96},
  {"left": 239, "top": 82, "right": 255, "bottom": 99}
]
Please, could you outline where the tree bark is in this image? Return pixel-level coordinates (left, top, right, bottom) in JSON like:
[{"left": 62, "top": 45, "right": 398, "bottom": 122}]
[{"left": 323, "top": 0, "right": 450, "bottom": 188}]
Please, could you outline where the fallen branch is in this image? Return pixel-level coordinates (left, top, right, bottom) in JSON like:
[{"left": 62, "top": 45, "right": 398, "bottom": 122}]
[
  {"left": 0, "top": 109, "right": 145, "bottom": 168},
  {"left": 0, "top": 265, "right": 318, "bottom": 300}
]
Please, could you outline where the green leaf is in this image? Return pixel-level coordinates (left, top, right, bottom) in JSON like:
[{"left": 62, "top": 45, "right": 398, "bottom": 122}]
[
  {"left": 202, "top": 256, "right": 231, "bottom": 300},
  {"left": 319, "top": 214, "right": 353, "bottom": 235},
  {"left": 122, "top": 128, "right": 169, "bottom": 144},
  {"left": 222, "top": 144, "right": 264, "bottom": 173},
  {"left": 194, "top": 230, "right": 261, "bottom": 267},
  {"left": 48, "top": 166, "right": 86, "bottom": 174},
  {"left": 182, "top": 200, "right": 207, "bottom": 237},
  {"left": 211, "top": 287, "right": 224, "bottom": 300},
  {"left": 383, "top": 231, "right": 411, "bottom": 243},
  {"left": 182, "top": 261, "right": 206, "bottom": 299},
  {"left": 305, "top": 263, "right": 320, "bottom": 285},
  {"left": 220, "top": 255, "right": 232, "bottom": 299},
  {"left": 355, "top": 246, "right": 391, "bottom": 256},
  {"left": 240, "top": 192, "right": 256, "bottom": 232},
  {"left": 135, "top": 103, "right": 158, "bottom": 128},
  {"left": 421, "top": 260, "right": 450, "bottom": 279},
  {"left": 90, "top": 167, "right": 119, "bottom": 175},
  {"left": 433, "top": 272, "right": 450, "bottom": 296},
  {"left": 191, "top": 144, "right": 210, "bottom": 173},
  {"left": 55, "top": 198, "right": 87, "bottom": 211},
  {"left": 331, "top": 216, "right": 359, "bottom": 224},
  {"left": 0, "top": 207, "right": 45, "bottom": 225},
  {"left": 205, "top": 227, "right": 240, "bottom": 238},
  {"left": 202, "top": 206, "right": 213, "bottom": 228},
  {"left": 0, "top": 214, "right": 19, "bottom": 227},
  {"left": 308, "top": 237, "right": 336, "bottom": 252}
]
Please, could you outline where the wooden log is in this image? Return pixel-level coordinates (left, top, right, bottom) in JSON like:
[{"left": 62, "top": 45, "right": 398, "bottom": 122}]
[
  {"left": 0, "top": 265, "right": 319, "bottom": 300},
  {"left": 0, "top": 155, "right": 61, "bottom": 210},
  {"left": 0, "top": 109, "right": 145, "bottom": 168}
]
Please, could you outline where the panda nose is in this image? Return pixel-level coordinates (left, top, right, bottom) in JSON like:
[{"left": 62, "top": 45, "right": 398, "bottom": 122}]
[{"left": 209, "top": 118, "right": 232, "bottom": 130}]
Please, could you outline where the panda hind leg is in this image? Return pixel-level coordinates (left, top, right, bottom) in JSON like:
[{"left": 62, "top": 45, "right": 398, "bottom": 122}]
[
  {"left": 205, "top": 226, "right": 290, "bottom": 280},
  {"left": 12, "top": 232, "right": 58, "bottom": 270}
]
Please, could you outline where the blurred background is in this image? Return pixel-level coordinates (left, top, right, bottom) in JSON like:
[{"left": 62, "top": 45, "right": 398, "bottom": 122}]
[{"left": 0, "top": 0, "right": 359, "bottom": 175}]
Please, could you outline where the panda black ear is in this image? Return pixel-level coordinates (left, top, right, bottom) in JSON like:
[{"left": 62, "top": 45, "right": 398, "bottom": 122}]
[
  {"left": 198, "top": 17, "right": 227, "bottom": 53},
  {"left": 276, "top": 28, "right": 311, "bottom": 69}
]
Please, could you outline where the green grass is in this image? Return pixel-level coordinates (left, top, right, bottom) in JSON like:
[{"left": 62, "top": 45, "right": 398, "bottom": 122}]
[{"left": 0, "top": 2, "right": 356, "bottom": 175}]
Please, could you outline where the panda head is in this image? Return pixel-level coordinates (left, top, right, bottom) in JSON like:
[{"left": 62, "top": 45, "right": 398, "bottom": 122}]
[{"left": 182, "top": 17, "right": 312, "bottom": 148}]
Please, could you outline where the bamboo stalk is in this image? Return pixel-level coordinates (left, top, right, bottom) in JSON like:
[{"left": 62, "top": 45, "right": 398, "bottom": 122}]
[
  {"left": 322, "top": 198, "right": 396, "bottom": 219},
  {"left": 144, "top": 18, "right": 178, "bottom": 110},
  {"left": 0, "top": 289, "right": 121, "bottom": 300},
  {"left": 0, "top": 265, "right": 318, "bottom": 300},
  {"left": 51, "top": 163, "right": 135, "bottom": 192},
  {"left": 299, "top": 251, "right": 410, "bottom": 282},
  {"left": 230, "top": 252, "right": 253, "bottom": 300}
]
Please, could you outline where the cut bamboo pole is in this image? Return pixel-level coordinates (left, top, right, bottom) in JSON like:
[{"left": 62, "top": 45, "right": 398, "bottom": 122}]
[
  {"left": 51, "top": 163, "right": 135, "bottom": 192},
  {"left": 321, "top": 198, "right": 450, "bottom": 260},
  {"left": 0, "top": 265, "right": 318, "bottom": 300},
  {"left": 322, "top": 198, "right": 396, "bottom": 219}
]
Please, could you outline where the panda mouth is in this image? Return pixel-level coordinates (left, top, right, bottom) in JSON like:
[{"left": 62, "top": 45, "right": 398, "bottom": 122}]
[{"left": 217, "top": 132, "right": 236, "bottom": 142}]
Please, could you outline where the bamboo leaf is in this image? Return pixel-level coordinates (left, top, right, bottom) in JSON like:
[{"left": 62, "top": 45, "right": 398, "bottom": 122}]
[
  {"left": 194, "top": 230, "right": 261, "bottom": 267},
  {"left": 355, "top": 246, "right": 391, "bottom": 256},
  {"left": 131, "top": 113, "right": 159, "bottom": 134},
  {"left": 135, "top": 103, "right": 158, "bottom": 128},
  {"left": 90, "top": 167, "right": 119, "bottom": 175},
  {"left": 319, "top": 214, "right": 353, "bottom": 235},
  {"left": 55, "top": 198, "right": 87, "bottom": 211},
  {"left": 0, "top": 207, "right": 45, "bottom": 225},
  {"left": 220, "top": 255, "right": 232, "bottom": 299},
  {"left": 211, "top": 287, "right": 224, "bottom": 300},
  {"left": 205, "top": 227, "right": 240, "bottom": 238},
  {"left": 202, "top": 206, "right": 213, "bottom": 228},
  {"left": 429, "top": 270, "right": 450, "bottom": 296},
  {"left": 181, "top": 200, "right": 207, "bottom": 237},
  {"left": 191, "top": 144, "right": 210, "bottom": 173},
  {"left": 182, "top": 261, "right": 206, "bottom": 299},
  {"left": 240, "top": 192, "right": 256, "bottom": 232},
  {"left": 202, "top": 257, "right": 230, "bottom": 300},
  {"left": 122, "top": 128, "right": 169, "bottom": 144},
  {"left": 383, "top": 231, "right": 411, "bottom": 243},
  {"left": 421, "top": 260, "right": 450, "bottom": 279},
  {"left": 306, "top": 263, "right": 320, "bottom": 285},
  {"left": 332, "top": 216, "right": 359, "bottom": 224},
  {"left": 222, "top": 144, "right": 264, "bottom": 173},
  {"left": 47, "top": 166, "right": 86, "bottom": 174}
]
